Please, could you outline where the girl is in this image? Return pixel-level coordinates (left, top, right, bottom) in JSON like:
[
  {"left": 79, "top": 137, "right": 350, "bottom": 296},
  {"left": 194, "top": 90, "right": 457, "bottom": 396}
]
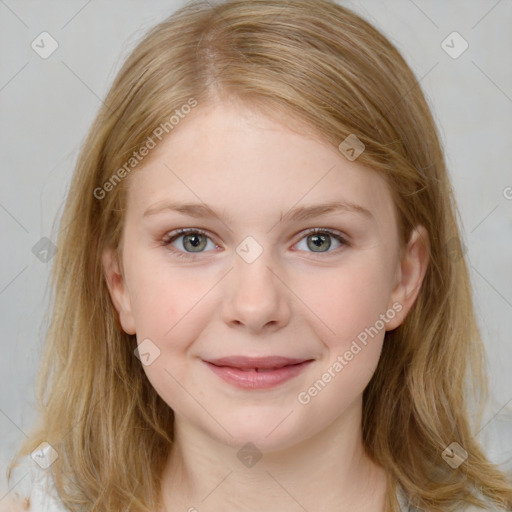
[{"left": 5, "top": 0, "right": 512, "bottom": 510}]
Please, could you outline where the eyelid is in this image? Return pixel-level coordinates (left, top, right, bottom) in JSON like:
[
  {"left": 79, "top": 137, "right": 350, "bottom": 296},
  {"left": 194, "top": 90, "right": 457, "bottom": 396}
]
[
  {"left": 291, "top": 227, "right": 349, "bottom": 255},
  {"left": 162, "top": 227, "right": 215, "bottom": 244},
  {"left": 161, "top": 226, "right": 349, "bottom": 260},
  {"left": 296, "top": 227, "right": 349, "bottom": 244},
  {"left": 161, "top": 228, "right": 219, "bottom": 258},
  {"left": 161, "top": 227, "right": 222, "bottom": 252}
]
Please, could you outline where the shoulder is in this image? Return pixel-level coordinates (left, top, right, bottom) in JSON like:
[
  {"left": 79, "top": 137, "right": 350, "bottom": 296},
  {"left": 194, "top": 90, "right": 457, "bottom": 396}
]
[
  {"left": 461, "top": 504, "right": 509, "bottom": 512},
  {"left": 396, "top": 484, "right": 510, "bottom": 511},
  {"left": 0, "top": 496, "right": 30, "bottom": 512},
  {"left": 5, "top": 444, "right": 69, "bottom": 512}
]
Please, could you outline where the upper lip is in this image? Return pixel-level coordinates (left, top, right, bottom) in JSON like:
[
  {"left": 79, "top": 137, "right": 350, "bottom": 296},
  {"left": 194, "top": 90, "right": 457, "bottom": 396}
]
[{"left": 203, "top": 356, "right": 313, "bottom": 370}]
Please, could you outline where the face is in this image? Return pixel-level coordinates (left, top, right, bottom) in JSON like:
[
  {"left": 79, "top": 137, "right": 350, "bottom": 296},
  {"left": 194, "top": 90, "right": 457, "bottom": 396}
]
[{"left": 103, "top": 98, "right": 428, "bottom": 452}]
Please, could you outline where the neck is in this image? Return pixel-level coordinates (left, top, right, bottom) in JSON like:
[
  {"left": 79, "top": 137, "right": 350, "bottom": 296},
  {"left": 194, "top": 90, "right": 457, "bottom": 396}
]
[{"left": 160, "top": 398, "right": 388, "bottom": 511}]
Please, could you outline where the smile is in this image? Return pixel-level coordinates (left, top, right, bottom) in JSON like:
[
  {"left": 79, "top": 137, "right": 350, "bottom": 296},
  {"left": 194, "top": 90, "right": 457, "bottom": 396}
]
[{"left": 203, "top": 360, "right": 313, "bottom": 389}]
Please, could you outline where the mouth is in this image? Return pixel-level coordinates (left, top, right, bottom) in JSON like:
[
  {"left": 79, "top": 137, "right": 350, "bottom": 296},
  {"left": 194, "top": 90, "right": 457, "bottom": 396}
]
[
  {"left": 204, "top": 355, "right": 312, "bottom": 370},
  {"left": 202, "top": 356, "right": 314, "bottom": 389}
]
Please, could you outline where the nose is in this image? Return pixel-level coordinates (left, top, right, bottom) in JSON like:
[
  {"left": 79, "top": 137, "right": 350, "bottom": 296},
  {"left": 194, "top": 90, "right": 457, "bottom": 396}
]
[{"left": 220, "top": 246, "right": 291, "bottom": 334}]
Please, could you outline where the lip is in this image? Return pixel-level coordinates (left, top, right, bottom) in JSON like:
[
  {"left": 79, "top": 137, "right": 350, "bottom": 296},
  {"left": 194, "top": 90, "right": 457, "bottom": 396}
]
[
  {"left": 204, "top": 355, "right": 311, "bottom": 370},
  {"left": 202, "top": 356, "right": 314, "bottom": 390}
]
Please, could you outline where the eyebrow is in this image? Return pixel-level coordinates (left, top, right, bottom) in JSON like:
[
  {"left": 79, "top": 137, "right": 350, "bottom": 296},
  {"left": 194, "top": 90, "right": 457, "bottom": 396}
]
[{"left": 143, "top": 200, "right": 374, "bottom": 222}]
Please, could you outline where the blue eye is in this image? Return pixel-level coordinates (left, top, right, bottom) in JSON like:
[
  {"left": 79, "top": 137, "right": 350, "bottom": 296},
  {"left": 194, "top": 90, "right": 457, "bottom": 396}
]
[{"left": 162, "top": 227, "right": 348, "bottom": 260}]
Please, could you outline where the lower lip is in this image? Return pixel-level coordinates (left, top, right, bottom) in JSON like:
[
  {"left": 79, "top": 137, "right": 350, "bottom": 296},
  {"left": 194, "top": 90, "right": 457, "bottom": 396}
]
[{"left": 203, "top": 360, "right": 312, "bottom": 390}]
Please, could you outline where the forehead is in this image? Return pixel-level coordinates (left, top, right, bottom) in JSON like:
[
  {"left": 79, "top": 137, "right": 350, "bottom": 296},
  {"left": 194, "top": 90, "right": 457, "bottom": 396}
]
[{"left": 124, "top": 100, "right": 396, "bottom": 228}]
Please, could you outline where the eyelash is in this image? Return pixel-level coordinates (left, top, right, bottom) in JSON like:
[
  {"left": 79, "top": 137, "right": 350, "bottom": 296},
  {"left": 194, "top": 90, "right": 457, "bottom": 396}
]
[{"left": 161, "top": 227, "right": 349, "bottom": 260}]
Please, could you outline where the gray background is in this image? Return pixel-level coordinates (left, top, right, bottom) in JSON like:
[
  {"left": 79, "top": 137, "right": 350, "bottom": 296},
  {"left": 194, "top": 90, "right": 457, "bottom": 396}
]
[{"left": 1, "top": 0, "right": 511, "bottom": 495}]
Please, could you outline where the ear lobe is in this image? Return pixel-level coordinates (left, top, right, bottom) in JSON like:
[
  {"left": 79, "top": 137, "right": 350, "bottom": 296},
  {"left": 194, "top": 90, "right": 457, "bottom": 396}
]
[
  {"left": 386, "top": 225, "right": 430, "bottom": 331},
  {"left": 102, "top": 247, "right": 136, "bottom": 335}
]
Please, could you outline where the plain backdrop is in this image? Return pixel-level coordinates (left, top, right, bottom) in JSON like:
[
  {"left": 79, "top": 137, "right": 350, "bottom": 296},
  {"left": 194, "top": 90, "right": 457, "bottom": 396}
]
[{"left": 1, "top": 0, "right": 511, "bottom": 493}]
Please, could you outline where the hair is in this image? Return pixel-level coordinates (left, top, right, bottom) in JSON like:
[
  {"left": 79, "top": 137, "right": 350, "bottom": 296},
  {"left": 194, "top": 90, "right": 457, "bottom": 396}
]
[{"left": 7, "top": 0, "right": 512, "bottom": 511}]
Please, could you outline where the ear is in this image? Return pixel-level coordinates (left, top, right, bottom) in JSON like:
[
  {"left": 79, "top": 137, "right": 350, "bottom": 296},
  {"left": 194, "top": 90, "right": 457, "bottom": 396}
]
[
  {"left": 102, "top": 247, "right": 136, "bottom": 335},
  {"left": 386, "top": 225, "right": 430, "bottom": 331}
]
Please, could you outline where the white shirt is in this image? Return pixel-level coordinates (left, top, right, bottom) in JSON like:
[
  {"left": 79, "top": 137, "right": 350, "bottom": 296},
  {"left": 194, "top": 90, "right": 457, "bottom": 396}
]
[{"left": 7, "top": 445, "right": 68, "bottom": 512}]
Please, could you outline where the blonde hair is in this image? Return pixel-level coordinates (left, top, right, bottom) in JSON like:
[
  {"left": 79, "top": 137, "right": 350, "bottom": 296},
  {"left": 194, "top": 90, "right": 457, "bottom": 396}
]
[{"left": 8, "top": 0, "right": 512, "bottom": 510}]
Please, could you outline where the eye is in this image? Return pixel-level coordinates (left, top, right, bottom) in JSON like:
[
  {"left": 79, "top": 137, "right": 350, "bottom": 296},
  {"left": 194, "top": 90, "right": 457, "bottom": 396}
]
[
  {"left": 294, "top": 228, "right": 348, "bottom": 255},
  {"left": 162, "top": 229, "right": 218, "bottom": 259},
  {"left": 162, "top": 227, "right": 349, "bottom": 260}
]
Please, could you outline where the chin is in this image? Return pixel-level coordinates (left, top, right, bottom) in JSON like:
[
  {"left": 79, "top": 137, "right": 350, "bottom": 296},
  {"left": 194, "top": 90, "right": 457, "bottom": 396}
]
[{"left": 212, "top": 416, "right": 304, "bottom": 454}]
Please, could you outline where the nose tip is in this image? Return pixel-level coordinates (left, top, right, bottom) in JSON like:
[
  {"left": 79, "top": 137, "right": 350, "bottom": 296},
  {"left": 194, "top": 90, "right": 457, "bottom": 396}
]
[{"left": 221, "top": 248, "right": 291, "bottom": 333}]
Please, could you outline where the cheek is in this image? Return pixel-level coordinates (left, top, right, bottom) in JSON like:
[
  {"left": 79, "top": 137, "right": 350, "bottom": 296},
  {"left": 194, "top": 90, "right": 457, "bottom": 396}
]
[
  {"left": 293, "top": 257, "right": 393, "bottom": 418},
  {"left": 125, "top": 244, "right": 225, "bottom": 373},
  {"left": 296, "top": 252, "right": 394, "bottom": 347},
  {"left": 129, "top": 263, "right": 208, "bottom": 344},
  {"left": 125, "top": 255, "right": 215, "bottom": 408}
]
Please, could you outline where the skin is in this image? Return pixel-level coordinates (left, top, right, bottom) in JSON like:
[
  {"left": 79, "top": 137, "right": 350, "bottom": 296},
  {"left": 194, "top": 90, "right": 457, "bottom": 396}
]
[
  {"left": 0, "top": 497, "right": 29, "bottom": 511},
  {"left": 103, "top": 98, "right": 429, "bottom": 511}
]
